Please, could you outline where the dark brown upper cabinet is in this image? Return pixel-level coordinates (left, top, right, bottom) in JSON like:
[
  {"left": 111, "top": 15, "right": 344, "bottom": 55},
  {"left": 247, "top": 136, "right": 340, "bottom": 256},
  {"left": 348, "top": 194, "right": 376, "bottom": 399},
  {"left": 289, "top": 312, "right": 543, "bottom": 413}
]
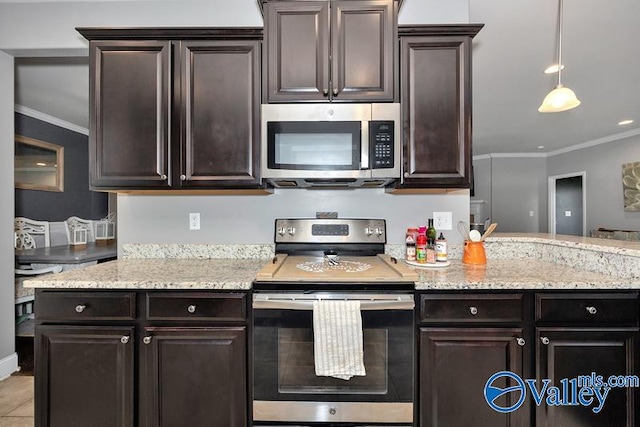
[
  {"left": 392, "top": 25, "right": 482, "bottom": 190},
  {"left": 80, "top": 28, "right": 264, "bottom": 191},
  {"left": 263, "top": 0, "right": 398, "bottom": 103}
]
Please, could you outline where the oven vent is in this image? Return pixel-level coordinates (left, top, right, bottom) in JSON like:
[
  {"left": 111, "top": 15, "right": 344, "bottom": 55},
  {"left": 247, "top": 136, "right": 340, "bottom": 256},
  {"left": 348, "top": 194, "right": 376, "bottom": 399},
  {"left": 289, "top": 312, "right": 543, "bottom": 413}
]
[
  {"left": 362, "top": 180, "right": 386, "bottom": 187},
  {"left": 272, "top": 180, "right": 298, "bottom": 187}
]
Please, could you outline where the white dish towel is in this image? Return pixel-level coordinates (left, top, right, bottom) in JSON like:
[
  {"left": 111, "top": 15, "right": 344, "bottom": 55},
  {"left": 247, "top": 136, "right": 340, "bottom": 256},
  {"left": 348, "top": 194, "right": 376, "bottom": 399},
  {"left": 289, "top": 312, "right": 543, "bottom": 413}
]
[{"left": 313, "top": 300, "right": 366, "bottom": 380}]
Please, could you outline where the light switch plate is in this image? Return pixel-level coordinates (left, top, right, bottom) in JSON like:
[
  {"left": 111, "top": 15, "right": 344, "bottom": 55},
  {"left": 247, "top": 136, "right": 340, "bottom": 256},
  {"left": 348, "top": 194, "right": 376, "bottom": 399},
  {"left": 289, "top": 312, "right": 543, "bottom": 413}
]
[
  {"left": 565, "top": 211, "right": 572, "bottom": 217},
  {"left": 433, "top": 212, "right": 453, "bottom": 230}
]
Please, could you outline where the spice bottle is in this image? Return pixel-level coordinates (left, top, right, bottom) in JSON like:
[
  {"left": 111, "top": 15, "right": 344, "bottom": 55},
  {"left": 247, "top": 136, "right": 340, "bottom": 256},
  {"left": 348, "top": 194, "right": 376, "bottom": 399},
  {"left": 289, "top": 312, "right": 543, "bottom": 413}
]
[
  {"left": 426, "top": 238, "right": 436, "bottom": 264},
  {"left": 405, "top": 227, "right": 418, "bottom": 261},
  {"left": 416, "top": 226, "right": 427, "bottom": 263},
  {"left": 436, "top": 232, "right": 447, "bottom": 262}
]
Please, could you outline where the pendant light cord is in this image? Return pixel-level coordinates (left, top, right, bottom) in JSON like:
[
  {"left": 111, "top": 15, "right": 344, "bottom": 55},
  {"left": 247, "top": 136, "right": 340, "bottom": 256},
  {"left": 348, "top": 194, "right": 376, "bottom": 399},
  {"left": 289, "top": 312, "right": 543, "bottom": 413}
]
[{"left": 557, "top": 0, "right": 563, "bottom": 87}]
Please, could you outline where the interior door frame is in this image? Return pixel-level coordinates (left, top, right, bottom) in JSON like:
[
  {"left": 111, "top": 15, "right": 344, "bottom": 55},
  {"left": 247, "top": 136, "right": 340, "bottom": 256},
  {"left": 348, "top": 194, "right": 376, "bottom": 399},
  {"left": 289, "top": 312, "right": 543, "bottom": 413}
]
[{"left": 548, "top": 171, "right": 587, "bottom": 235}]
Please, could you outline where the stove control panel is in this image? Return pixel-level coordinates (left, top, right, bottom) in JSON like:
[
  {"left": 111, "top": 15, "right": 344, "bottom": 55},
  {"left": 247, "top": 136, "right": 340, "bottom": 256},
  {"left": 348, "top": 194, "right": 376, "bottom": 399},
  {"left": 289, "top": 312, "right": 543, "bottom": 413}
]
[{"left": 274, "top": 218, "right": 386, "bottom": 244}]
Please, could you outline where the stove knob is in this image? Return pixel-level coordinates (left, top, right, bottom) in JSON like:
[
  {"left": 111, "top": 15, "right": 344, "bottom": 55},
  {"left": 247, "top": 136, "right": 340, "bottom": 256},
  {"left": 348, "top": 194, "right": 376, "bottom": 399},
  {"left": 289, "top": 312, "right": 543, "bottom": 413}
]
[
  {"left": 375, "top": 227, "right": 384, "bottom": 236},
  {"left": 365, "top": 227, "right": 373, "bottom": 236},
  {"left": 277, "top": 227, "right": 287, "bottom": 236},
  {"left": 287, "top": 227, "right": 296, "bottom": 236}
]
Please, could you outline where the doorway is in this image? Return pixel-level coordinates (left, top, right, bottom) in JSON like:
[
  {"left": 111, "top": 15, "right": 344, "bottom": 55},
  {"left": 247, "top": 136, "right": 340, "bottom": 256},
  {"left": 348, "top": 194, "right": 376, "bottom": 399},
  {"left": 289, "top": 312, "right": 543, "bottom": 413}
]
[{"left": 548, "top": 172, "right": 586, "bottom": 236}]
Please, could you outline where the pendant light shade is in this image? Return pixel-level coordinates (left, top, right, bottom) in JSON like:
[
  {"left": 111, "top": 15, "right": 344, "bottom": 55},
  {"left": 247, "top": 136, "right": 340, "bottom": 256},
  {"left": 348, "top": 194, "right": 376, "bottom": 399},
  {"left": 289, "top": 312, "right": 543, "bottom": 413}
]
[
  {"left": 538, "top": 84, "right": 581, "bottom": 113},
  {"left": 538, "top": 0, "right": 581, "bottom": 113}
]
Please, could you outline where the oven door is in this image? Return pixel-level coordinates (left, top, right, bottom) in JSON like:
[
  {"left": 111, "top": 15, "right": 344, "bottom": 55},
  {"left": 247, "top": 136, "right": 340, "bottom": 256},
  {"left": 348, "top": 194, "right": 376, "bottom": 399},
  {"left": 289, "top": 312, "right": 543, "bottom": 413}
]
[{"left": 252, "top": 292, "right": 414, "bottom": 424}]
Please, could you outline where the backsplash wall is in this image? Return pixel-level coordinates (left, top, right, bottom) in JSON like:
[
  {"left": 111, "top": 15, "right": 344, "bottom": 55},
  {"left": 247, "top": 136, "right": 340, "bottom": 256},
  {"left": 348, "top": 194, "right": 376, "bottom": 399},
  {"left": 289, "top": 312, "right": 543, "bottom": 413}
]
[{"left": 117, "top": 189, "right": 470, "bottom": 251}]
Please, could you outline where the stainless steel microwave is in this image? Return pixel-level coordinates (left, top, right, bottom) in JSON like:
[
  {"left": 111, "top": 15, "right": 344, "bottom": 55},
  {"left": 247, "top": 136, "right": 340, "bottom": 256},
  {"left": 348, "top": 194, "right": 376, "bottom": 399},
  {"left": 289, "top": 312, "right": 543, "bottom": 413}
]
[{"left": 260, "top": 103, "right": 401, "bottom": 188}]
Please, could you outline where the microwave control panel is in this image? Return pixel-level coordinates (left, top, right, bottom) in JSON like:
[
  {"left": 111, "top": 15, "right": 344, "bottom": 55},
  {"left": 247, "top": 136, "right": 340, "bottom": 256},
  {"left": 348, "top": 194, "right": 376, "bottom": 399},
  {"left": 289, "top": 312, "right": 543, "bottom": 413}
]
[{"left": 369, "top": 121, "right": 394, "bottom": 169}]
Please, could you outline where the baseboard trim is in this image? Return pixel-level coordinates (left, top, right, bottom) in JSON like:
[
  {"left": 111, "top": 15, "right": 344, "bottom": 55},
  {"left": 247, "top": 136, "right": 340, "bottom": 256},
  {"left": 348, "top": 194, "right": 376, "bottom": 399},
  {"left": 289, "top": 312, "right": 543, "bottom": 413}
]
[{"left": 0, "top": 352, "right": 19, "bottom": 380}]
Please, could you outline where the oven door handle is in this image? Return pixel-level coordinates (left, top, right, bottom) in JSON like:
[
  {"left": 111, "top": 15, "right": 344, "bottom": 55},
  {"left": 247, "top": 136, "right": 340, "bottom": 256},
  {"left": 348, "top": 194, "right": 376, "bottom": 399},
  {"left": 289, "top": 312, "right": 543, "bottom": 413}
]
[{"left": 252, "top": 297, "right": 415, "bottom": 311}]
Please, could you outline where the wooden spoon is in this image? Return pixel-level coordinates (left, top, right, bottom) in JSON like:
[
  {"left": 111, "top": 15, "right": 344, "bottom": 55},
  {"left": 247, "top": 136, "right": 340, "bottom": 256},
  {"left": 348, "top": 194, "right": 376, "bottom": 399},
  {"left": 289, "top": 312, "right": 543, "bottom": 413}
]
[{"left": 481, "top": 223, "right": 498, "bottom": 241}]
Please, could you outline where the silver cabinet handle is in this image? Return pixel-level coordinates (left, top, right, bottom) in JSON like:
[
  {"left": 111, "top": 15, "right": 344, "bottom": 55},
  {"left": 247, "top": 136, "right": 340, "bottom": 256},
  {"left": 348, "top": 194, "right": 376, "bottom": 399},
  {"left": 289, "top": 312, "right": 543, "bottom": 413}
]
[
  {"left": 187, "top": 305, "right": 197, "bottom": 314},
  {"left": 143, "top": 336, "right": 152, "bottom": 345},
  {"left": 180, "top": 174, "right": 186, "bottom": 181},
  {"left": 541, "top": 336, "right": 550, "bottom": 345},
  {"left": 322, "top": 88, "right": 329, "bottom": 97},
  {"left": 75, "top": 304, "right": 86, "bottom": 313},
  {"left": 586, "top": 306, "right": 597, "bottom": 315},
  {"left": 404, "top": 172, "right": 410, "bottom": 178},
  {"left": 120, "top": 336, "right": 130, "bottom": 344},
  {"left": 160, "top": 174, "right": 167, "bottom": 180},
  {"left": 469, "top": 306, "right": 478, "bottom": 315},
  {"left": 517, "top": 337, "right": 526, "bottom": 347},
  {"left": 332, "top": 88, "right": 339, "bottom": 97}
]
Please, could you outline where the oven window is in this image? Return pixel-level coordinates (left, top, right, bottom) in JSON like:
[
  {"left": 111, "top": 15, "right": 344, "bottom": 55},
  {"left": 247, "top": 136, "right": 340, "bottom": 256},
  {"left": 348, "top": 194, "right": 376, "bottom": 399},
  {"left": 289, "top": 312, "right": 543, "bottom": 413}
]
[
  {"left": 278, "top": 329, "right": 388, "bottom": 394},
  {"left": 267, "top": 121, "right": 360, "bottom": 170},
  {"left": 253, "top": 308, "right": 413, "bottom": 403}
]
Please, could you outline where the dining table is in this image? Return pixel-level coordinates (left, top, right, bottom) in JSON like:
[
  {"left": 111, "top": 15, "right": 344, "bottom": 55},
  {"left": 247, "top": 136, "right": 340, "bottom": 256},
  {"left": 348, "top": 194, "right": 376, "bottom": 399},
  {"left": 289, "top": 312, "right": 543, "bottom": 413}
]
[{"left": 15, "top": 241, "right": 117, "bottom": 265}]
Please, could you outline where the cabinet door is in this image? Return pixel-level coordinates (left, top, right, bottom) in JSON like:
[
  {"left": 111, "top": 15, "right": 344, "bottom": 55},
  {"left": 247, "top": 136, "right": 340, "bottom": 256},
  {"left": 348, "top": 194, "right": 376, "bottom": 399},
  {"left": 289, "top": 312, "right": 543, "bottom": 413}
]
[
  {"left": 331, "top": 0, "right": 396, "bottom": 101},
  {"left": 178, "top": 41, "right": 261, "bottom": 187},
  {"left": 264, "top": 1, "right": 330, "bottom": 102},
  {"left": 536, "top": 328, "right": 639, "bottom": 427},
  {"left": 90, "top": 40, "right": 171, "bottom": 189},
  {"left": 399, "top": 36, "right": 472, "bottom": 188},
  {"left": 420, "top": 328, "right": 527, "bottom": 427},
  {"left": 140, "top": 327, "right": 247, "bottom": 427},
  {"left": 35, "top": 326, "right": 134, "bottom": 427}
]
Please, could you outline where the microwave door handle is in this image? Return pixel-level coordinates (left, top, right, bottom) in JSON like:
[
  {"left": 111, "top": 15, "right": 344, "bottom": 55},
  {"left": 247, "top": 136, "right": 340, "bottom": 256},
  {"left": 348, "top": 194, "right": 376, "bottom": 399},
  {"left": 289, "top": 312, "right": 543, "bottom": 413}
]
[
  {"left": 252, "top": 299, "right": 414, "bottom": 311},
  {"left": 360, "top": 120, "right": 369, "bottom": 170}
]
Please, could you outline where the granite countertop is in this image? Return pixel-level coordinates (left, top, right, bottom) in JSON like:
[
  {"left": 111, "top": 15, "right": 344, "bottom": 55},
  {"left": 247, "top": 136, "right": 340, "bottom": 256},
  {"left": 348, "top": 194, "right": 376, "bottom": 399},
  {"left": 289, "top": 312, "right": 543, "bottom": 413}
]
[
  {"left": 24, "top": 258, "right": 263, "bottom": 290},
  {"left": 413, "top": 259, "right": 640, "bottom": 290},
  {"left": 24, "top": 235, "right": 640, "bottom": 291}
]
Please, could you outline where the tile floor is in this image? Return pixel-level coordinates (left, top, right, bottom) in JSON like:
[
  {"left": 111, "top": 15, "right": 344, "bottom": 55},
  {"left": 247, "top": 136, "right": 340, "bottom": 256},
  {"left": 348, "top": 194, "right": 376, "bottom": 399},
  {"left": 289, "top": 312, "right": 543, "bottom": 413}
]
[{"left": 0, "top": 375, "right": 33, "bottom": 426}]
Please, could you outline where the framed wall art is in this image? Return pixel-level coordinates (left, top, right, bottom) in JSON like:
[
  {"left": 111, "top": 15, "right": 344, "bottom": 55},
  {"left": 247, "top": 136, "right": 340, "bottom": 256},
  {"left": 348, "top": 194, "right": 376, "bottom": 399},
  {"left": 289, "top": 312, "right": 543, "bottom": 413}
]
[{"left": 622, "top": 161, "right": 640, "bottom": 212}]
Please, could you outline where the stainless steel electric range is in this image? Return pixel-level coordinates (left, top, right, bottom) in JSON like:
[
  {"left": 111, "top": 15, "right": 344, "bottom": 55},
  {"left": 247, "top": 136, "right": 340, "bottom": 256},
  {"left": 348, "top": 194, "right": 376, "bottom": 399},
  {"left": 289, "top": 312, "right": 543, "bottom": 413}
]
[{"left": 253, "top": 218, "right": 418, "bottom": 426}]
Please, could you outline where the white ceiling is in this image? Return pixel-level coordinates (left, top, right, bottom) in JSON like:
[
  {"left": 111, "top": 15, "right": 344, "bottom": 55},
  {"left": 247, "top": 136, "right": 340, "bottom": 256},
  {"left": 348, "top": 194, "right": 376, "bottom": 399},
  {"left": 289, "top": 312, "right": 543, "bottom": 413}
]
[{"left": 13, "top": 0, "right": 640, "bottom": 155}]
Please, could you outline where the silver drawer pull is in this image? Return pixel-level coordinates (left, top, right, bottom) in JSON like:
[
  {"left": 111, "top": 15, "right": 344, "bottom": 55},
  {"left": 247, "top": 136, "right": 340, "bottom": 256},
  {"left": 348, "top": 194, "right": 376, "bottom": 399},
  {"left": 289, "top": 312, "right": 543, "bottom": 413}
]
[
  {"left": 517, "top": 337, "right": 526, "bottom": 347},
  {"left": 541, "top": 336, "right": 550, "bottom": 345},
  {"left": 187, "top": 305, "right": 197, "bottom": 314},
  {"left": 75, "top": 304, "right": 86, "bottom": 313},
  {"left": 143, "top": 336, "right": 152, "bottom": 345},
  {"left": 586, "top": 306, "right": 597, "bottom": 315},
  {"left": 120, "top": 336, "right": 130, "bottom": 344},
  {"left": 469, "top": 306, "right": 478, "bottom": 315}
]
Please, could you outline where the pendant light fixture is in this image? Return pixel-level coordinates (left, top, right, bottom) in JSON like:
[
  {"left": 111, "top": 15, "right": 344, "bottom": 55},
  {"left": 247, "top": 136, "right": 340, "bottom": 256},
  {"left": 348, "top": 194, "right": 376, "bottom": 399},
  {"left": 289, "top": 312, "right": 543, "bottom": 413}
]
[{"left": 538, "top": 0, "right": 581, "bottom": 113}]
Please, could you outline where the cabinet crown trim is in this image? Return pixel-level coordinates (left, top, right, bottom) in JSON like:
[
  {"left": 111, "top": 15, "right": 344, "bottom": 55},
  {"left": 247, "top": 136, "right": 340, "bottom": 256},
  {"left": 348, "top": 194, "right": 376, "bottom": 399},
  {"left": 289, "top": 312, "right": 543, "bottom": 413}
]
[
  {"left": 399, "top": 24, "right": 484, "bottom": 38},
  {"left": 77, "top": 27, "right": 263, "bottom": 40}
]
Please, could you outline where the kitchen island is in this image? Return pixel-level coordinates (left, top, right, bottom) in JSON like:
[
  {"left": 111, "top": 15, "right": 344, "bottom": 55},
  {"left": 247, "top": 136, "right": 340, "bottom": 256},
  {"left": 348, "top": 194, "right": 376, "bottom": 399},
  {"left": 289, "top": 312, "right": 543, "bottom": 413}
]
[{"left": 25, "top": 234, "right": 640, "bottom": 427}]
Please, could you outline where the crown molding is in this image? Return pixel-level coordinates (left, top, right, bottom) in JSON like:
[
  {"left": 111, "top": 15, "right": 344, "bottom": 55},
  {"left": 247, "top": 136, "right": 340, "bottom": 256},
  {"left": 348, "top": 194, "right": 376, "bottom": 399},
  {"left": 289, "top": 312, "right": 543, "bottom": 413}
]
[
  {"left": 14, "top": 105, "right": 89, "bottom": 136},
  {"left": 473, "top": 127, "right": 640, "bottom": 161}
]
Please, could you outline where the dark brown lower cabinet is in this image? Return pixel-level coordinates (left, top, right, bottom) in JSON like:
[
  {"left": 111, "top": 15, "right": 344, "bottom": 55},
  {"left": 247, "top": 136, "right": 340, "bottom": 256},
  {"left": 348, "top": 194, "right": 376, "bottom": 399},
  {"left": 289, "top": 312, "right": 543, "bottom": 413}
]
[
  {"left": 35, "top": 325, "right": 135, "bottom": 427},
  {"left": 419, "top": 328, "right": 527, "bottom": 427},
  {"left": 35, "top": 290, "right": 248, "bottom": 427},
  {"left": 535, "top": 328, "right": 639, "bottom": 427},
  {"left": 139, "top": 327, "right": 247, "bottom": 427}
]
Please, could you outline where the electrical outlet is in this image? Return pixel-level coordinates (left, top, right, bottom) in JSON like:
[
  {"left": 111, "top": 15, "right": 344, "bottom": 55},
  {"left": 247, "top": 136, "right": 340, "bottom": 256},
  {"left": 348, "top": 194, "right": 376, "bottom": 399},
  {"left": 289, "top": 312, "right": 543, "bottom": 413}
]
[
  {"left": 189, "top": 213, "right": 200, "bottom": 230},
  {"left": 529, "top": 211, "right": 535, "bottom": 217},
  {"left": 433, "top": 212, "right": 452, "bottom": 230}
]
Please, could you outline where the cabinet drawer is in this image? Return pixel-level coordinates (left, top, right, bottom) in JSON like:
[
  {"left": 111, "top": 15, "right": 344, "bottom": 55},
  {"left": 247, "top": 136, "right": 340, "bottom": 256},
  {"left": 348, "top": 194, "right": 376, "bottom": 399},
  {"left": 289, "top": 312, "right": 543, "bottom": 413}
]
[
  {"left": 36, "top": 291, "right": 136, "bottom": 321},
  {"left": 419, "top": 294, "right": 523, "bottom": 323},
  {"left": 146, "top": 292, "right": 247, "bottom": 322},
  {"left": 536, "top": 293, "right": 639, "bottom": 323}
]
